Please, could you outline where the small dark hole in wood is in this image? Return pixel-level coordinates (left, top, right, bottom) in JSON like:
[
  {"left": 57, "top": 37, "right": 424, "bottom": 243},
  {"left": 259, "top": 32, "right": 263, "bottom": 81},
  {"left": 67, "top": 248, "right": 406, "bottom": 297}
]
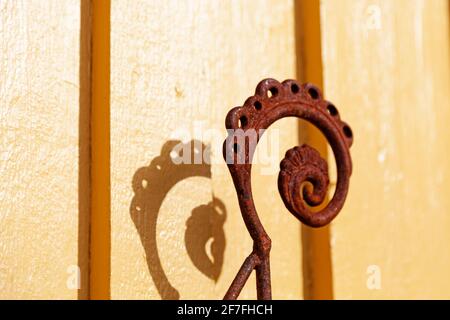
[{"left": 254, "top": 101, "right": 262, "bottom": 110}]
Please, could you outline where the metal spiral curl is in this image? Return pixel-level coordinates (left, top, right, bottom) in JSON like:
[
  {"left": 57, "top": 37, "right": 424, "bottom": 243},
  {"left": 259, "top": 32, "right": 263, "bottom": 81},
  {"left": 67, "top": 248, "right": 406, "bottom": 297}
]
[
  {"left": 223, "top": 78, "right": 353, "bottom": 300},
  {"left": 278, "top": 144, "right": 330, "bottom": 225}
]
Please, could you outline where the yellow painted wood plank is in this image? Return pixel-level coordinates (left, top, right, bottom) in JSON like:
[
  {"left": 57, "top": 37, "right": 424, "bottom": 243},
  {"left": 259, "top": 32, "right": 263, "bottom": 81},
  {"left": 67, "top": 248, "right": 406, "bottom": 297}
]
[
  {"left": 320, "top": 0, "right": 450, "bottom": 299},
  {"left": 0, "top": 0, "right": 86, "bottom": 299},
  {"left": 110, "top": 0, "right": 303, "bottom": 299}
]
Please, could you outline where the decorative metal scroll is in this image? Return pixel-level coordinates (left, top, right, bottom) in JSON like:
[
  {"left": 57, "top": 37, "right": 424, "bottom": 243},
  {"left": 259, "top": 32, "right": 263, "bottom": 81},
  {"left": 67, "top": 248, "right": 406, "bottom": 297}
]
[{"left": 222, "top": 78, "right": 353, "bottom": 300}]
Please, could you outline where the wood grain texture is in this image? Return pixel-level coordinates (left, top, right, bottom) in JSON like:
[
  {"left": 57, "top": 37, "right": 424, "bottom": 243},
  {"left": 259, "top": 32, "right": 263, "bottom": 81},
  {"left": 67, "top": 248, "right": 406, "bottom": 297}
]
[
  {"left": 110, "top": 0, "right": 303, "bottom": 299},
  {"left": 0, "top": 0, "right": 83, "bottom": 299},
  {"left": 320, "top": 0, "right": 450, "bottom": 298}
]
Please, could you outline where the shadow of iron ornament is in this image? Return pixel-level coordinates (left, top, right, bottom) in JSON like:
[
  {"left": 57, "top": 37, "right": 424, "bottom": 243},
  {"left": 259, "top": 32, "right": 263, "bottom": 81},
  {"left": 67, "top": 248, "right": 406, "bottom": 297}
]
[{"left": 222, "top": 78, "right": 353, "bottom": 300}]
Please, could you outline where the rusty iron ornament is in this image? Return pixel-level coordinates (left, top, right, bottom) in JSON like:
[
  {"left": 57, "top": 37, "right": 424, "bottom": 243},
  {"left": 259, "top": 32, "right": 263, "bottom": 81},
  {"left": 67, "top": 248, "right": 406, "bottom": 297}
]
[{"left": 222, "top": 78, "right": 353, "bottom": 300}]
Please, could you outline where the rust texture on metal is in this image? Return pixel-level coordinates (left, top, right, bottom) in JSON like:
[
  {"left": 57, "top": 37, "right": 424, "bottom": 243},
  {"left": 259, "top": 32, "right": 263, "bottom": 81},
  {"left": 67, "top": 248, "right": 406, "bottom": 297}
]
[{"left": 222, "top": 78, "right": 353, "bottom": 300}]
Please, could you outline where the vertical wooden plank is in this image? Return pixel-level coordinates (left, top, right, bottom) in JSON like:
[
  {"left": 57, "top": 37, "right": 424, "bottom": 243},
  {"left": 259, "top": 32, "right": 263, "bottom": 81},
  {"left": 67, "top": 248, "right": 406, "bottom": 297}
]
[
  {"left": 110, "top": 0, "right": 303, "bottom": 299},
  {"left": 294, "top": 0, "right": 333, "bottom": 300},
  {"left": 90, "top": 0, "right": 111, "bottom": 300},
  {"left": 0, "top": 0, "right": 85, "bottom": 298},
  {"left": 320, "top": 0, "right": 450, "bottom": 298}
]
